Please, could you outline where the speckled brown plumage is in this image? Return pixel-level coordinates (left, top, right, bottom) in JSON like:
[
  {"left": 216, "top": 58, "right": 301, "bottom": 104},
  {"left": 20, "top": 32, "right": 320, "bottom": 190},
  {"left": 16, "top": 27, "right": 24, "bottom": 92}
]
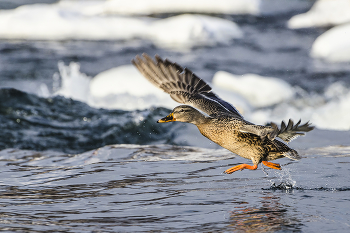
[{"left": 132, "top": 54, "right": 314, "bottom": 173}]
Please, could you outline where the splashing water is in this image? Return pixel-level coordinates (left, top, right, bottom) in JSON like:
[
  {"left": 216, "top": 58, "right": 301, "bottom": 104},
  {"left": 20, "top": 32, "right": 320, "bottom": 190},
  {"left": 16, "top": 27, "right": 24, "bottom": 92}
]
[
  {"left": 267, "top": 166, "right": 297, "bottom": 192},
  {"left": 53, "top": 61, "right": 92, "bottom": 103}
]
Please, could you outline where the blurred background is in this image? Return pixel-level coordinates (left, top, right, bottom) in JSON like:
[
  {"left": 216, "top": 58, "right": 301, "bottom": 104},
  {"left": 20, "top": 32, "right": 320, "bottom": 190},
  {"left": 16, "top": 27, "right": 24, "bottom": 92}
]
[{"left": 1, "top": 0, "right": 350, "bottom": 152}]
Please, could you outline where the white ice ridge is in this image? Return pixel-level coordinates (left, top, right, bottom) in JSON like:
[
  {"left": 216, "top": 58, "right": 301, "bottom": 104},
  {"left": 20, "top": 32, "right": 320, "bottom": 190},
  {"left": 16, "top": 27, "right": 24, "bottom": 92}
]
[
  {"left": 87, "top": 0, "right": 260, "bottom": 15},
  {"left": 310, "top": 23, "right": 350, "bottom": 62},
  {"left": 288, "top": 0, "right": 350, "bottom": 29},
  {"left": 212, "top": 71, "right": 294, "bottom": 108},
  {"left": 66, "top": 0, "right": 311, "bottom": 16},
  {"left": 0, "top": 3, "right": 242, "bottom": 49}
]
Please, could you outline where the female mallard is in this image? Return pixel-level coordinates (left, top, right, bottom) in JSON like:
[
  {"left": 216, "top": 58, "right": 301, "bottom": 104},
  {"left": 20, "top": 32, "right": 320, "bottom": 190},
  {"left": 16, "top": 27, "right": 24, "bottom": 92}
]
[{"left": 132, "top": 54, "right": 314, "bottom": 174}]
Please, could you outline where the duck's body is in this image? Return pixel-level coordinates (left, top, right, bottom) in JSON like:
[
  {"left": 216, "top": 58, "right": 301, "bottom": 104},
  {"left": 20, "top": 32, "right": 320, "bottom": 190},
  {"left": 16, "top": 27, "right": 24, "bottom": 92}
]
[
  {"left": 197, "top": 117, "right": 290, "bottom": 164},
  {"left": 132, "top": 54, "right": 314, "bottom": 174}
]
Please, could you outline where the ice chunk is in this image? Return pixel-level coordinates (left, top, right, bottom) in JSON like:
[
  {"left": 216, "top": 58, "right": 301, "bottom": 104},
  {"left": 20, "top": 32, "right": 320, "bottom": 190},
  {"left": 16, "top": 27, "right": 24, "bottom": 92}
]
[
  {"left": 148, "top": 14, "right": 242, "bottom": 50},
  {"left": 89, "top": 65, "right": 176, "bottom": 110},
  {"left": 310, "top": 23, "right": 350, "bottom": 62},
  {"left": 96, "top": 0, "right": 260, "bottom": 15},
  {"left": 245, "top": 82, "right": 350, "bottom": 131},
  {"left": 0, "top": 4, "right": 242, "bottom": 49},
  {"left": 85, "top": 0, "right": 312, "bottom": 16},
  {"left": 212, "top": 71, "right": 294, "bottom": 108},
  {"left": 288, "top": 0, "right": 350, "bottom": 29},
  {"left": 0, "top": 4, "right": 148, "bottom": 40}
]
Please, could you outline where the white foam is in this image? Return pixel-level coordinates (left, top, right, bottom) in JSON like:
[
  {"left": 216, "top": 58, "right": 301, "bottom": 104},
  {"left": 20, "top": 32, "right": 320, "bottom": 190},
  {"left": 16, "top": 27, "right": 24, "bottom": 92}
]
[
  {"left": 288, "top": 0, "right": 350, "bottom": 29},
  {"left": 212, "top": 71, "right": 294, "bottom": 108},
  {"left": 0, "top": 3, "right": 242, "bottom": 49},
  {"left": 310, "top": 23, "right": 350, "bottom": 62},
  {"left": 54, "top": 61, "right": 91, "bottom": 103}
]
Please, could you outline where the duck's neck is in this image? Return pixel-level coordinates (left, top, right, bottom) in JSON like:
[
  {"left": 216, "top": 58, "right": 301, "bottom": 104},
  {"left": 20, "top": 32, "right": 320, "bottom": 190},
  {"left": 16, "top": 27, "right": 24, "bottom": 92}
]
[{"left": 188, "top": 111, "right": 210, "bottom": 126}]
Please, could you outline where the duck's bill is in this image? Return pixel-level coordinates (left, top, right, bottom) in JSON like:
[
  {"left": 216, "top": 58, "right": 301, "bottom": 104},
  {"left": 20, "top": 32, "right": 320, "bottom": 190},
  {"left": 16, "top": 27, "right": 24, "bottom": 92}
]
[{"left": 157, "top": 113, "right": 176, "bottom": 123}]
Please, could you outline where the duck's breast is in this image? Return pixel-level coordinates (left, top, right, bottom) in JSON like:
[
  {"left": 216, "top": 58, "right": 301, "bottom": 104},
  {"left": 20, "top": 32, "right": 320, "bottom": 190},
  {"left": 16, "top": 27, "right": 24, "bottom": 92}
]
[{"left": 197, "top": 120, "right": 266, "bottom": 162}]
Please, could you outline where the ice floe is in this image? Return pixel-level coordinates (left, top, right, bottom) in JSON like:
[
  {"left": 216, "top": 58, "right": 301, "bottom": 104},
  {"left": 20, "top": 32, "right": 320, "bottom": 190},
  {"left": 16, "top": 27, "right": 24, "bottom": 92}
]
[
  {"left": 0, "top": 3, "right": 147, "bottom": 40},
  {"left": 84, "top": 0, "right": 312, "bottom": 16},
  {"left": 310, "top": 23, "right": 350, "bottom": 62},
  {"left": 288, "top": 0, "right": 350, "bottom": 29},
  {"left": 0, "top": 2, "right": 242, "bottom": 49},
  {"left": 288, "top": 0, "right": 350, "bottom": 62},
  {"left": 147, "top": 14, "right": 242, "bottom": 50},
  {"left": 248, "top": 81, "right": 350, "bottom": 131},
  {"left": 88, "top": 0, "right": 260, "bottom": 15},
  {"left": 212, "top": 71, "right": 294, "bottom": 108},
  {"left": 89, "top": 65, "right": 176, "bottom": 110}
]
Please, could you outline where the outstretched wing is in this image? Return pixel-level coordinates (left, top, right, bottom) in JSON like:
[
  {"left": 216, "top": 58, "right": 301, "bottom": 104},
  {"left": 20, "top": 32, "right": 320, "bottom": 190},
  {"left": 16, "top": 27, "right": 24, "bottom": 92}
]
[
  {"left": 132, "top": 53, "right": 243, "bottom": 118},
  {"left": 271, "top": 119, "right": 314, "bottom": 143}
]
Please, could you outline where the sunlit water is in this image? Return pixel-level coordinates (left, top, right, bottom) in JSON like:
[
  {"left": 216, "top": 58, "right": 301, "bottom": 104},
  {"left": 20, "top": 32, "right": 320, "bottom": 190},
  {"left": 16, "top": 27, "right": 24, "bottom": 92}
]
[{"left": 1, "top": 1, "right": 350, "bottom": 232}]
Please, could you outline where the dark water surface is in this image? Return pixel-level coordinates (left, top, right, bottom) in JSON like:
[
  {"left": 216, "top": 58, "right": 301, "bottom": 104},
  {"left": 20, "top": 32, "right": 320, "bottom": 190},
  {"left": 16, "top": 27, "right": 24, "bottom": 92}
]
[{"left": 1, "top": 145, "right": 350, "bottom": 232}]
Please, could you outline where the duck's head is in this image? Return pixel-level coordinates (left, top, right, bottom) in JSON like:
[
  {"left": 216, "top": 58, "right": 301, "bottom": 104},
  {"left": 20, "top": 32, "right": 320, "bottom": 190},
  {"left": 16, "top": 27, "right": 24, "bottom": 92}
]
[{"left": 157, "top": 105, "right": 206, "bottom": 125}]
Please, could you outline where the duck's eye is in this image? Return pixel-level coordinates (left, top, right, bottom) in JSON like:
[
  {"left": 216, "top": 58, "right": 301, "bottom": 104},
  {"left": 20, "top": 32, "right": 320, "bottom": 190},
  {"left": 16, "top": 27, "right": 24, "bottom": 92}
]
[{"left": 179, "top": 109, "right": 184, "bottom": 113}]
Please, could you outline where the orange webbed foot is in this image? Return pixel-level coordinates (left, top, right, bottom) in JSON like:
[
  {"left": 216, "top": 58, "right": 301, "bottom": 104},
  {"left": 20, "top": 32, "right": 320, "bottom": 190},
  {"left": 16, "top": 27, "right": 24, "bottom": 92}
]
[
  {"left": 262, "top": 161, "right": 281, "bottom": 170},
  {"left": 224, "top": 164, "right": 258, "bottom": 174}
]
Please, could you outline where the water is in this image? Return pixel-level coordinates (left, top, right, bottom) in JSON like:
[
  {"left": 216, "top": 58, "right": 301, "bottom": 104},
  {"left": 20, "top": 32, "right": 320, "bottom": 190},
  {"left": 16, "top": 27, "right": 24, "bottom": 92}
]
[
  {"left": 1, "top": 0, "right": 350, "bottom": 232},
  {"left": 1, "top": 145, "right": 350, "bottom": 232}
]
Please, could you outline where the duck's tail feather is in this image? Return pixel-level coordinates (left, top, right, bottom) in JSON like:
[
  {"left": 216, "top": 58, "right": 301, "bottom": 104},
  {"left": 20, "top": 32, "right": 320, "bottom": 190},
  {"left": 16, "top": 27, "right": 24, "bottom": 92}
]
[
  {"left": 283, "top": 149, "right": 301, "bottom": 160},
  {"left": 271, "top": 119, "right": 314, "bottom": 143},
  {"left": 271, "top": 139, "right": 301, "bottom": 160}
]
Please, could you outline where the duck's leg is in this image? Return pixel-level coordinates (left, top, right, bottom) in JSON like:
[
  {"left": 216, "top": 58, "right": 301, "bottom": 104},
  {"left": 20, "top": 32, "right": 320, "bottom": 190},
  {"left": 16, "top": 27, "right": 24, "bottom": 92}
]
[
  {"left": 262, "top": 161, "right": 281, "bottom": 170},
  {"left": 224, "top": 164, "right": 258, "bottom": 174}
]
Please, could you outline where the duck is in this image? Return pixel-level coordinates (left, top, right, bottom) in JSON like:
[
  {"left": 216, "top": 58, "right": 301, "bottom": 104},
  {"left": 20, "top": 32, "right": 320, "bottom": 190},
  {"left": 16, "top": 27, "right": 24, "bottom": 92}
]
[{"left": 132, "top": 53, "right": 314, "bottom": 174}]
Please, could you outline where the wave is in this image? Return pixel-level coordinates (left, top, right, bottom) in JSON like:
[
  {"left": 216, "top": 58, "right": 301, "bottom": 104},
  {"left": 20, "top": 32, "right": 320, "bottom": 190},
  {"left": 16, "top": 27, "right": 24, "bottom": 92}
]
[{"left": 0, "top": 88, "right": 188, "bottom": 153}]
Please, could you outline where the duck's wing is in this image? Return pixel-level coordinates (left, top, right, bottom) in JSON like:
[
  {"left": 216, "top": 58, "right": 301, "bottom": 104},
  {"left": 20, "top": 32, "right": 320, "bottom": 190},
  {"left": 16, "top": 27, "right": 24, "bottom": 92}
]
[
  {"left": 132, "top": 53, "right": 243, "bottom": 119},
  {"left": 271, "top": 119, "right": 314, "bottom": 143}
]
